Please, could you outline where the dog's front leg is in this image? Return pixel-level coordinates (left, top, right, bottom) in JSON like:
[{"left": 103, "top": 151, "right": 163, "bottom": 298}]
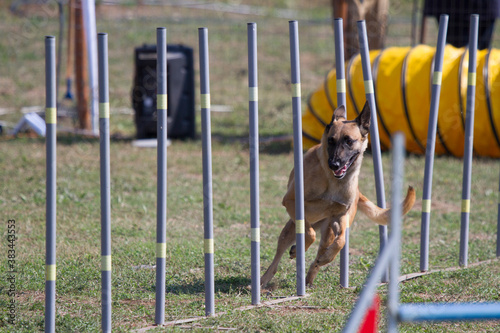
[
  {"left": 261, "top": 219, "right": 296, "bottom": 287},
  {"left": 305, "top": 220, "right": 335, "bottom": 286},
  {"left": 289, "top": 220, "right": 316, "bottom": 259},
  {"left": 305, "top": 214, "right": 349, "bottom": 286}
]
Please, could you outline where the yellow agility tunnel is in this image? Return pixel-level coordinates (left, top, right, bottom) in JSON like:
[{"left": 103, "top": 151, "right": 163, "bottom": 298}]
[{"left": 302, "top": 45, "right": 500, "bottom": 158}]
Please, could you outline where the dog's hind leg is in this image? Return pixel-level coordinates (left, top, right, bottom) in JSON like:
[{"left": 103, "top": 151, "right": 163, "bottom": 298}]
[{"left": 261, "top": 219, "right": 297, "bottom": 287}]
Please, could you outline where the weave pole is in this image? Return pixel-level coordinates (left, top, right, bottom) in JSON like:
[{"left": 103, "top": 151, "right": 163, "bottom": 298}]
[
  {"left": 334, "top": 19, "right": 347, "bottom": 113},
  {"left": 334, "top": 17, "right": 349, "bottom": 288},
  {"left": 342, "top": 134, "right": 406, "bottom": 333},
  {"left": 289, "top": 20, "right": 306, "bottom": 296},
  {"left": 387, "top": 133, "right": 405, "bottom": 333},
  {"left": 420, "top": 14, "right": 448, "bottom": 272},
  {"left": 459, "top": 15, "right": 479, "bottom": 267},
  {"left": 199, "top": 27, "right": 215, "bottom": 316},
  {"left": 45, "top": 35, "right": 57, "bottom": 333},
  {"left": 97, "top": 32, "right": 112, "bottom": 333},
  {"left": 155, "top": 27, "right": 167, "bottom": 325},
  {"left": 498, "top": 170, "right": 500, "bottom": 256},
  {"left": 357, "top": 20, "right": 388, "bottom": 282},
  {"left": 247, "top": 22, "right": 260, "bottom": 305}
]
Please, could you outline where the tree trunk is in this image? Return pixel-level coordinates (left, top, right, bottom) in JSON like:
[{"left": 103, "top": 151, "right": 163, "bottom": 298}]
[
  {"left": 74, "top": 0, "right": 90, "bottom": 130},
  {"left": 333, "top": 0, "right": 389, "bottom": 61}
]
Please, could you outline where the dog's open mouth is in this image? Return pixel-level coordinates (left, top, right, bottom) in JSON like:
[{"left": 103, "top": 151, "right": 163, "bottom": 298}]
[{"left": 332, "top": 153, "right": 359, "bottom": 179}]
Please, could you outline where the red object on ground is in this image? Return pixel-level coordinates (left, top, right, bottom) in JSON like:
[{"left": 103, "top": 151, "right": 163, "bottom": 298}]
[{"left": 358, "top": 293, "right": 380, "bottom": 333}]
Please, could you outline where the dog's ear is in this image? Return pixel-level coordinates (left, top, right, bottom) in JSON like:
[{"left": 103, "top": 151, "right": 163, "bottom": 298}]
[
  {"left": 356, "top": 102, "right": 371, "bottom": 137},
  {"left": 327, "top": 105, "right": 346, "bottom": 128},
  {"left": 325, "top": 105, "right": 345, "bottom": 133},
  {"left": 333, "top": 105, "right": 346, "bottom": 122}
]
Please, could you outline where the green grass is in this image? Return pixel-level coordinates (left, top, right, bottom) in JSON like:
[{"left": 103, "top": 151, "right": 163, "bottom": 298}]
[{"left": 1, "top": 1, "right": 500, "bottom": 332}]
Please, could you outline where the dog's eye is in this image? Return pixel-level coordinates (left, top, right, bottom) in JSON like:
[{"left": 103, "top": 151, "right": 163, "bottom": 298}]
[
  {"left": 344, "top": 136, "right": 354, "bottom": 146},
  {"left": 328, "top": 137, "right": 334, "bottom": 145}
]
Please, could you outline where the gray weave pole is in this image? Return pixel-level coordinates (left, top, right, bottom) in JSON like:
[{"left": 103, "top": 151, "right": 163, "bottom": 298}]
[
  {"left": 387, "top": 133, "right": 405, "bottom": 333},
  {"left": 199, "top": 27, "right": 215, "bottom": 316},
  {"left": 289, "top": 20, "right": 306, "bottom": 296},
  {"left": 97, "top": 32, "right": 112, "bottom": 333},
  {"left": 334, "top": 17, "right": 349, "bottom": 288},
  {"left": 155, "top": 27, "right": 167, "bottom": 325},
  {"left": 459, "top": 15, "right": 479, "bottom": 267},
  {"left": 247, "top": 22, "right": 260, "bottom": 305},
  {"left": 45, "top": 35, "right": 57, "bottom": 333},
  {"left": 342, "top": 134, "right": 405, "bottom": 333},
  {"left": 420, "top": 14, "right": 448, "bottom": 272},
  {"left": 498, "top": 169, "right": 500, "bottom": 256},
  {"left": 356, "top": 20, "right": 388, "bottom": 282}
]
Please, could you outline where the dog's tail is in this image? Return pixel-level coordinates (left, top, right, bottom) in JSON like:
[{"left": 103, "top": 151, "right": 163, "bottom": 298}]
[{"left": 358, "top": 186, "right": 416, "bottom": 225}]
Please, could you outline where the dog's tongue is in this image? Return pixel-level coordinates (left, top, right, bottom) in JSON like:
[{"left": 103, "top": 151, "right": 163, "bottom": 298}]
[{"left": 334, "top": 164, "right": 347, "bottom": 176}]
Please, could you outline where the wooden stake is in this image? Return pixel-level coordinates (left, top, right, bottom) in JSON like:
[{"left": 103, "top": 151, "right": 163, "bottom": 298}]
[{"left": 74, "top": 0, "right": 90, "bottom": 130}]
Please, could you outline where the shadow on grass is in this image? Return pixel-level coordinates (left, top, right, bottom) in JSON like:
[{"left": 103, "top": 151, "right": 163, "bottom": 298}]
[
  {"left": 56, "top": 132, "right": 136, "bottom": 145},
  {"left": 2, "top": 132, "right": 134, "bottom": 145},
  {"left": 259, "top": 137, "right": 293, "bottom": 155},
  {"left": 210, "top": 132, "right": 293, "bottom": 155},
  {"left": 165, "top": 275, "right": 252, "bottom": 295},
  {"left": 4, "top": 130, "right": 294, "bottom": 155}
]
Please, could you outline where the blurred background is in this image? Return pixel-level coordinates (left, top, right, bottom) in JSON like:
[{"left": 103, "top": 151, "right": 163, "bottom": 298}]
[
  {"left": 1, "top": 0, "right": 500, "bottom": 141},
  {"left": 2, "top": 3, "right": 500, "bottom": 331}
]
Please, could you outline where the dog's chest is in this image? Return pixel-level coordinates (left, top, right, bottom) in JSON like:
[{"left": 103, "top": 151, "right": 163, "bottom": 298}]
[
  {"left": 321, "top": 181, "right": 357, "bottom": 208},
  {"left": 319, "top": 191, "right": 352, "bottom": 209}
]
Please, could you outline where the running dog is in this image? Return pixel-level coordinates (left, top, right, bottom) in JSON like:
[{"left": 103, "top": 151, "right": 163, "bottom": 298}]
[{"left": 261, "top": 102, "right": 416, "bottom": 287}]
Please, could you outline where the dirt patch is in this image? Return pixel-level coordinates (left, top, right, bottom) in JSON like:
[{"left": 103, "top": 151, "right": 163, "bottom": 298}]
[
  {"left": 16, "top": 290, "right": 45, "bottom": 303},
  {"left": 0, "top": 77, "right": 16, "bottom": 97},
  {"left": 119, "top": 298, "right": 155, "bottom": 306},
  {"left": 265, "top": 305, "right": 335, "bottom": 315},
  {"left": 470, "top": 232, "right": 495, "bottom": 241}
]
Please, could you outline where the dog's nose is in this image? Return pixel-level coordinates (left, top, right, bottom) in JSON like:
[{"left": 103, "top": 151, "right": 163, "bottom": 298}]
[{"left": 329, "top": 159, "right": 341, "bottom": 170}]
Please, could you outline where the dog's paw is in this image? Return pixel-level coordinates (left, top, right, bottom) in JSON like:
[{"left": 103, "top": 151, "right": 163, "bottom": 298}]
[
  {"left": 289, "top": 245, "right": 296, "bottom": 259},
  {"left": 305, "top": 277, "right": 315, "bottom": 288},
  {"left": 260, "top": 283, "right": 277, "bottom": 293}
]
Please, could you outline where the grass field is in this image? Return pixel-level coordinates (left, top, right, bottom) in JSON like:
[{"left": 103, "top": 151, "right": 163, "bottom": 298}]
[{"left": 1, "top": 1, "right": 500, "bottom": 332}]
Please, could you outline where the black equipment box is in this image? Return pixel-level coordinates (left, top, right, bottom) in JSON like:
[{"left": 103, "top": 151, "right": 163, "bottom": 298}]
[{"left": 132, "top": 44, "right": 195, "bottom": 139}]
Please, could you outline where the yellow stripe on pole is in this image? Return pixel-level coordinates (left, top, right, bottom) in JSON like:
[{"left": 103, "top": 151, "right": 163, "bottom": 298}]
[
  {"left": 292, "top": 83, "right": 301, "bottom": 98},
  {"left": 157, "top": 94, "right": 168, "bottom": 110},
  {"left": 364, "top": 80, "right": 374, "bottom": 94},
  {"left": 461, "top": 199, "right": 470, "bottom": 213},
  {"left": 99, "top": 102, "right": 110, "bottom": 119},
  {"left": 433, "top": 71, "right": 442, "bottom": 85},
  {"left": 201, "top": 94, "right": 211, "bottom": 109},
  {"left": 336, "top": 79, "right": 346, "bottom": 93},
  {"left": 468, "top": 73, "right": 476, "bottom": 86},
  {"left": 156, "top": 243, "right": 166, "bottom": 258},
  {"left": 422, "top": 199, "right": 431, "bottom": 213},
  {"left": 249, "top": 87, "right": 258, "bottom": 102},
  {"left": 46, "top": 107, "right": 57, "bottom": 124},
  {"left": 101, "top": 255, "right": 111, "bottom": 272},
  {"left": 204, "top": 239, "right": 214, "bottom": 254},
  {"left": 46, "top": 264, "right": 56, "bottom": 281},
  {"left": 251, "top": 227, "right": 260, "bottom": 242},
  {"left": 296, "top": 219, "right": 305, "bottom": 234}
]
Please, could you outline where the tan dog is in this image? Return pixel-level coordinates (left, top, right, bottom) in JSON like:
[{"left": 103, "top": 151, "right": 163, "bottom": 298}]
[{"left": 261, "top": 102, "right": 416, "bottom": 287}]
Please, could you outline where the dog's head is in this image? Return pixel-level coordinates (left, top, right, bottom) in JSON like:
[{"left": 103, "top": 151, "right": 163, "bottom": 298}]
[{"left": 321, "top": 102, "right": 371, "bottom": 179}]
